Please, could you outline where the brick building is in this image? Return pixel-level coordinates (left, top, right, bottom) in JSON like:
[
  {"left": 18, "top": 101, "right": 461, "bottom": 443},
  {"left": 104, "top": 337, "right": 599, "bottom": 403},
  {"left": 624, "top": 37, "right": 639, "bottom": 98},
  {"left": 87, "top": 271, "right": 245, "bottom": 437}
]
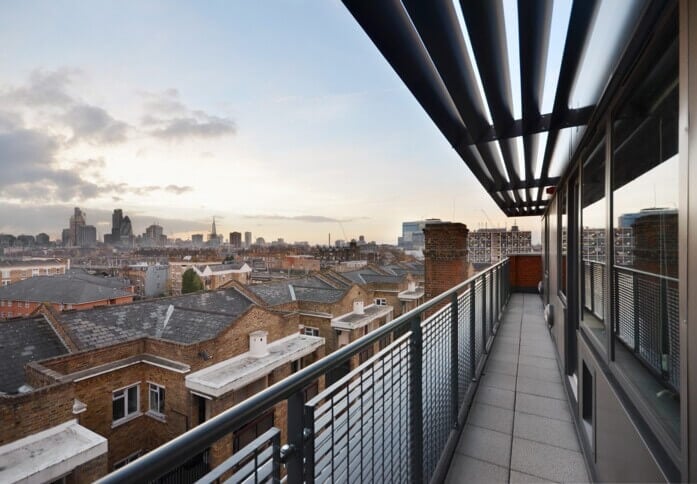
[
  {"left": 0, "top": 287, "right": 324, "bottom": 480},
  {"left": 0, "top": 273, "right": 134, "bottom": 320},
  {"left": 0, "top": 258, "right": 69, "bottom": 286},
  {"left": 168, "top": 261, "right": 252, "bottom": 295}
]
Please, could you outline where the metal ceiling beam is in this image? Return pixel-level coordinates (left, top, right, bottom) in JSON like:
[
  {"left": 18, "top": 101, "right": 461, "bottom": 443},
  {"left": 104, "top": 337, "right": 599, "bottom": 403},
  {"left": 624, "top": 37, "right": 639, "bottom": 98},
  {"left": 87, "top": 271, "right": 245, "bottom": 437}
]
[
  {"left": 401, "top": 0, "right": 515, "bottom": 206},
  {"left": 518, "top": 0, "right": 553, "bottom": 203},
  {"left": 342, "top": 0, "right": 516, "bottom": 208},
  {"left": 494, "top": 176, "right": 561, "bottom": 192},
  {"left": 459, "top": 0, "right": 523, "bottom": 206},
  {"left": 536, "top": 0, "right": 598, "bottom": 202}
]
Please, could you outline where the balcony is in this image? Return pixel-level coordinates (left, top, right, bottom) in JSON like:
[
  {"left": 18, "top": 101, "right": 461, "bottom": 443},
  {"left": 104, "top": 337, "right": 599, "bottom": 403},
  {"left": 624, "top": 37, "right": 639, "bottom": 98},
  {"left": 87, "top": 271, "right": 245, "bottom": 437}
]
[{"left": 98, "top": 257, "right": 587, "bottom": 484}]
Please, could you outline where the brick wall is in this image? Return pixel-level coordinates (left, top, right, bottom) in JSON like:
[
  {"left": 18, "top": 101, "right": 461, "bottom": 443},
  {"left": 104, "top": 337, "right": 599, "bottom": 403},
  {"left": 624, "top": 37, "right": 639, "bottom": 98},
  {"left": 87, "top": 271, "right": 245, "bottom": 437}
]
[
  {"left": 423, "top": 222, "right": 469, "bottom": 301},
  {"left": 508, "top": 254, "right": 543, "bottom": 292}
]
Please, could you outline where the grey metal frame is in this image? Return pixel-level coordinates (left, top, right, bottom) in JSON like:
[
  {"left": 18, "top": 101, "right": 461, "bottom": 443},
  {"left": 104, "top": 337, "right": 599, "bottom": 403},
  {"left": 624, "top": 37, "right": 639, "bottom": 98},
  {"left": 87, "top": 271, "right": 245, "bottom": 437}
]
[{"left": 97, "top": 259, "right": 511, "bottom": 484}]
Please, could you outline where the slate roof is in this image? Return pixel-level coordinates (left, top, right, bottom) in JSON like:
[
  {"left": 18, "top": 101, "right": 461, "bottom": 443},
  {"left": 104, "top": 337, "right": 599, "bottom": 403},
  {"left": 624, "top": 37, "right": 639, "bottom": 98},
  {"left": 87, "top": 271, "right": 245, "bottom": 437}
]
[
  {"left": 56, "top": 288, "right": 254, "bottom": 350},
  {"left": 342, "top": 269, "right": 402, "bottom": 285},
  {"left": 0, "top": 317, "right": 69, "bottom": 394},
  {"left": 248, "top": 276, "right": 347, "bottom": 306},
  {"left": 0, "top": 275, "right": 132, "bottom": 304},
  {"left": 66, "top": 270, "right": 132, "bottom": 289}
]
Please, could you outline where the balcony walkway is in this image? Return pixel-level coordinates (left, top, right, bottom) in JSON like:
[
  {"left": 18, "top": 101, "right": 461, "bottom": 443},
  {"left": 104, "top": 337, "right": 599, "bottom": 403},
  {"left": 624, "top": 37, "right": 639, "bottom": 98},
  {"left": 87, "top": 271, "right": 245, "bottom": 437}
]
[{"left": 446, "top": 293, "right": 590, "bottom": 483}]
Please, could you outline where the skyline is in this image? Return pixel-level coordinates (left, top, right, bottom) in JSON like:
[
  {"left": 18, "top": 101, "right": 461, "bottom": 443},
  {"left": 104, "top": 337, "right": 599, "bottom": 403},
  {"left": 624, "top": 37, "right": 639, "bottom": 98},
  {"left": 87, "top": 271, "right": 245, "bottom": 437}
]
[{"left": 0, "top": 1, "right": 542, "bottom": 244}]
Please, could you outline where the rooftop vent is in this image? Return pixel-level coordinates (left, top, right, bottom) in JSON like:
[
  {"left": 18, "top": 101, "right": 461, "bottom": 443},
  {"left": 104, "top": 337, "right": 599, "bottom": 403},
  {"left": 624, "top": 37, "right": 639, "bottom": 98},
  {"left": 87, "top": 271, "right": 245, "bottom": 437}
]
[
  {"left": 249, "top": 330, "right": 269, "bottom": 358},
  {"left": 353, "top": 300, "right": 365, "bottom": 315}
]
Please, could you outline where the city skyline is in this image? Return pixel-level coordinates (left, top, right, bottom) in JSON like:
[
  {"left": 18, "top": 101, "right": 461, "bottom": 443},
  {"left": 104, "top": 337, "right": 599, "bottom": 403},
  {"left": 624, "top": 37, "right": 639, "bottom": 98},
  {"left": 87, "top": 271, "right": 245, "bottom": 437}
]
[{"left": 0, "top": 1, "right": 542, "bottom": 245}]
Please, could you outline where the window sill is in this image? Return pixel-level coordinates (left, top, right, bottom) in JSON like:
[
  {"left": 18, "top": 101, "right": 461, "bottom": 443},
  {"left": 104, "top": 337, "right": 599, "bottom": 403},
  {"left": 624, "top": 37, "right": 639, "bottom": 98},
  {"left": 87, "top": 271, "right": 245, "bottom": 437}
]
[
  {"left": 112, "top": 411, "right": 143, "bottom": 428},
  {"left": 146, "top": 411, "right": 167, "bottom": 423}
]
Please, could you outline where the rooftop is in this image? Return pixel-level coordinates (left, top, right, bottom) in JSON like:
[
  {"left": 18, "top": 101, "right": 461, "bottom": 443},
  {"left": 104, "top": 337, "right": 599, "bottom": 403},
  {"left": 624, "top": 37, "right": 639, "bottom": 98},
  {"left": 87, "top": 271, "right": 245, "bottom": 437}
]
[
  {"left": 331, "top": 303, "right": 394, "bottom": 330},
  {"left": 185, "top": 333, "right": 324, "bottom": 397},
  {"left": 56, "top": 288, "right": 254, "bottom": 349},
  {"left": 0, "top": 275, "right": 132, "bottom": 304},
  {"left": 247, "top": 276, "right": 347, "bottom": 306},
  {"left": 0, "top": 419, "right": 107, "bottom": 484},
  {"left": 0, "top": 316, "right": 69, "bottom": 393}
]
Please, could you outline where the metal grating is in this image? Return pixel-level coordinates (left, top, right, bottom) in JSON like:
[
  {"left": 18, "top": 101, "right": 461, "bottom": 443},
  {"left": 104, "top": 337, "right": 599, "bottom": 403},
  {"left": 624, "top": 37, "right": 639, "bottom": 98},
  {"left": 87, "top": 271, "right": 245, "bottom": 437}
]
[
  {"left": 584, "top": 261, "right": 592, "bottom": 311},
  {"left": 593, "top": 262, "right": 605, "bottom": 321},
  {"left": 666, "top": 280, "right": 680, "bottom": 390},
  {"left": 457, "top": 289, "right": 473, "bottom": 402},
  {"left": 614, "top": 267, "right": 680, "bottom": 392},
  {"left": 195, "top": 429, "right": 279, "bottom": 484},
  {"left": 422, "top": 305, "right": 454, "bottom": 480},
  {"left": 614, "top": 270, "right": 635, "bottom": 349},
  {"left": 475, "top": 279, "right": 483, "bottom": 364},
  {"left": 307, "top": 334, "right": 412, "bottom": 483}
]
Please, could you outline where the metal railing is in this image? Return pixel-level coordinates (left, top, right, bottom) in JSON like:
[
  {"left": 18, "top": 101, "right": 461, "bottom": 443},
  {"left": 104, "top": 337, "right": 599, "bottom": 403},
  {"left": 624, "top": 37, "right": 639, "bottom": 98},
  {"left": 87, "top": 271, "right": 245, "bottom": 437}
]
[{"left": 98, "top": 259, "right": 510, "bottom": 484}]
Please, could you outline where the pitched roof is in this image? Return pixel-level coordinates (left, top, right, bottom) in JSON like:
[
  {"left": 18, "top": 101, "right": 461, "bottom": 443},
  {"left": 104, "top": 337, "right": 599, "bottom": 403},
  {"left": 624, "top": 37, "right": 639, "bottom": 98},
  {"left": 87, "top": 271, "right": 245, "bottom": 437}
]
[
  {"left": 0, "top": 316, "right": 69, "bottom": 394},
  {"left": 0, "top": 275, "right": 132, "bottom": 304},
  {"left": 56, "top": 288, "right": 255, "bottom": 350},
  {"left": 247, "top": 276, "right": 347, "bottom": 306}
]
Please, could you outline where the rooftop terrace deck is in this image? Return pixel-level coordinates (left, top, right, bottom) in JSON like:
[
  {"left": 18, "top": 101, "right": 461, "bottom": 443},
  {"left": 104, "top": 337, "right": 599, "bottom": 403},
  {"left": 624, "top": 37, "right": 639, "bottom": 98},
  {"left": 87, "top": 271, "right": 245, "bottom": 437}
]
[{"left": 446, "top": 294, "right": 589, "bottom": 483}]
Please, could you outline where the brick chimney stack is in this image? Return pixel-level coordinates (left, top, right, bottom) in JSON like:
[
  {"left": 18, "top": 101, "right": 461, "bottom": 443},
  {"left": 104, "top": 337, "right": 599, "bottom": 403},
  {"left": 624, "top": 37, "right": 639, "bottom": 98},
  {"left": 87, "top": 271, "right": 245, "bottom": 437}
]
[{"left": 423, "top": 222, "right": 469, "bottom": 301}]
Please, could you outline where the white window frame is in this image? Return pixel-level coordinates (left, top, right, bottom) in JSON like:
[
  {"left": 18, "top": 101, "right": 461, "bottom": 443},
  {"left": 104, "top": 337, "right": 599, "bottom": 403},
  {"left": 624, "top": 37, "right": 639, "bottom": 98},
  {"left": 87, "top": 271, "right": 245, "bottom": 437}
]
[
  {"left": 112, "top": 383, "right": 140, "bottom": 426},
  {"left": 148, "top": 383, "right": 166, "bottom": 418},
  {"left": 7, "top": 300, "right": 11, "bottom": 307},
  {"left": 302, "top": 326, "right": 320, "bottom": 337},
  {"left": 374, "top": 298, "right": 387, "bottom": 306}
]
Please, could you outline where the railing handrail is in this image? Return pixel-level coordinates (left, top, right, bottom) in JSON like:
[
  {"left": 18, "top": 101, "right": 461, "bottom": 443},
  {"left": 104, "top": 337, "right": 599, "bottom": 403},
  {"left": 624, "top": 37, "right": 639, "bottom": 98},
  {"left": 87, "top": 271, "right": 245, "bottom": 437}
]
[
  {"left": 97, "top": 258, "right": 509, "bottom": 484},
  {"left": 613, "top": 263, "right": 678, "bottom": 282}
]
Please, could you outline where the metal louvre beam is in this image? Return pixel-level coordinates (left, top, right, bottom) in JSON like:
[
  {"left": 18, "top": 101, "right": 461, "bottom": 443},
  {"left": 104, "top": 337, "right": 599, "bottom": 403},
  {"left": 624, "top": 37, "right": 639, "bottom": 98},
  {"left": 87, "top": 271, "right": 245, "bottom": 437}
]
[
  {"left": 536, "top": 0, "right": 598, "bottom": 202},
  {"left": 342, "top": 0, "right": 515, "bottom": 210},
  {"left": 400, "top": 0, "right": 514, "bottom": 207},
  {"left": 518, "top": 0, "right": 553, "bottom": 203},
  {"left": 458, "top": 0, "right": 523, "bottom": 208}
]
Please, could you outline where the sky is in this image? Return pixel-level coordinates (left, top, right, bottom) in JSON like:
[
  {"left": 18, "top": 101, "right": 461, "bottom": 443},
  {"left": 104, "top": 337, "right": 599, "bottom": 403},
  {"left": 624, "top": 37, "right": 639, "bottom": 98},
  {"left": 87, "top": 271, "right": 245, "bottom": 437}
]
[{"left": 0, "top": 0, "right": 562, "bottom": 244}]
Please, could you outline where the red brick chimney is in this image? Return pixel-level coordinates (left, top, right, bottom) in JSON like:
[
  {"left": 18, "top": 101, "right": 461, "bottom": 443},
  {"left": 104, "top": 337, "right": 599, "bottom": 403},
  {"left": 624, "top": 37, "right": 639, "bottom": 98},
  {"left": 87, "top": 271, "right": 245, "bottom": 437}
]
[{"left": 423, "top": 222, "right": 469, "bottom": 301}]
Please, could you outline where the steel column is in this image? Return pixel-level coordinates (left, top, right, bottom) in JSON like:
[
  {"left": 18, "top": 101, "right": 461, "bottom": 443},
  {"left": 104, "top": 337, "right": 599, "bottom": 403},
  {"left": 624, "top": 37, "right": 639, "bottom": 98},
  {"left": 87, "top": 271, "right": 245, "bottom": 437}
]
[{"left": 409, "top": 315, "right": 424, "bottom": 483}]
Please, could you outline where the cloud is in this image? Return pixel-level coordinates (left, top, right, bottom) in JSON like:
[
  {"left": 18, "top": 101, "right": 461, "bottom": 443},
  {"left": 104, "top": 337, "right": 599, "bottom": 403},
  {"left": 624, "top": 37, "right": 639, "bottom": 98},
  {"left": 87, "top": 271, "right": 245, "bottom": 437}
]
[
  {"left": 61, "top": 104, "right": 130, "bottom": 144},
  {"left": 1, "top": 68, "right": 78, "bottom": 107},
  {"left": 242, "top": 214, "right": 368, "bottom": 223},
  {"left": 140, "top": 89, "right": 236, "bottom": 141},
  {"left": 165, "top": 184, "right": 193, "bottom": 195}
]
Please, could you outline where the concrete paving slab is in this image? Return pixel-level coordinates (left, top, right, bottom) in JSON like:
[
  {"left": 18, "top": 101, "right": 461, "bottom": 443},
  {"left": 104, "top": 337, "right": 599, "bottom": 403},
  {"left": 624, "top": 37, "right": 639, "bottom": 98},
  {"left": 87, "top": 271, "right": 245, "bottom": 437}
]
[
  {"left": 510, "top": 438, "right": 588, "bottom": 483},
  {"left": 468, "top": 403, "right": 514, "bottom": 434},
  {"left": 456, "top": 425, "right": 512, "bottom": 468}
]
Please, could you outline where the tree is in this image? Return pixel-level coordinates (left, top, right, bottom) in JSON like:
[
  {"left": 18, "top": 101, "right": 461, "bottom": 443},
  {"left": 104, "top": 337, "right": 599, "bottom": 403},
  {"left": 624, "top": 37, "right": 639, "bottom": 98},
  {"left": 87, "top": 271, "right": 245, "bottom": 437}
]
[{"left": 182, "top": 268, "right": 203, "bottom": 294}]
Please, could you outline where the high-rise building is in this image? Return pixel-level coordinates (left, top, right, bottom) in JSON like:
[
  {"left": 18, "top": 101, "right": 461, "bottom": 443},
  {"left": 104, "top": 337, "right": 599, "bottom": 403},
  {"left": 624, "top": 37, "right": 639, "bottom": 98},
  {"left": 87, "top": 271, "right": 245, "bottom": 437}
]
[
  {"left": 192, "top": 234, "right": 204, "bottom": 247},
  {"left": 398, "top": 219, "right": 443, "bottom": 251},
  {"left": 467, "top": 225, "right": 533, "bottom": 265},
  {"left": 230, "top": 232, "right": 242, "bottom": 248},
  {"left": 69, "top": 207, "right": 86, "bottom": 246},
  {"left": 244, "top": 231, "right": 252, "bottom": 248},
  {"left": 77, "top": 225, "right": 97, "bottom": 247}
]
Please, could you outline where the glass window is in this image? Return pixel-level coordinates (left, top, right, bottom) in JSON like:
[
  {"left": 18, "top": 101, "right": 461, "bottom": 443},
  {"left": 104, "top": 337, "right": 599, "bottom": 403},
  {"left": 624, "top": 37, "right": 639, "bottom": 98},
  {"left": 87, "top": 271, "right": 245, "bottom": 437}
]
[
  {"left": 581, "top": 137, "right": 607, "bottom": 351},
  {"left": 611, "top": 34, "right": 679, "bottom": 445},
  {"left": 113, "top": 384, "right": 140, "bottom": 423},
  {"left": 149, "top": 383, "right": 165, "bottom": 415}
]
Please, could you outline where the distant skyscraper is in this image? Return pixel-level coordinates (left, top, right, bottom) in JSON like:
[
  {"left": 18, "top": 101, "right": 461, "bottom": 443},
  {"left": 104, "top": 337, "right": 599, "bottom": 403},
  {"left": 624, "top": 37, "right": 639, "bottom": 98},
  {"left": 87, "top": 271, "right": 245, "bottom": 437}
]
[
  {"left": 78, "top": 225, "right": 97, "bottom": 247},
  {"left": 69, "top": 207, "right": 86, "bottom": 246},
  {"left": 244, "top": 231, "right": 252, "bottom": 248},
  {"left": 192, "top": 234, "right": 204, "bottom": 247},
  {"left": 230, "top": 232, "right": 242, "bottom": 248}
]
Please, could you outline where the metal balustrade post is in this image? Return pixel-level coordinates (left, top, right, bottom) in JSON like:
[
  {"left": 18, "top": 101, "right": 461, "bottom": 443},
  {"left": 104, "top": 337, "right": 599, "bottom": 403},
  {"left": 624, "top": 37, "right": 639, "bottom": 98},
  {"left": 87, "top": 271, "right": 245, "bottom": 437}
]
[
  {"left": 469, "top": 281, "right": 476, "bottom": 381},
  {"left": 286, "top": 390, "right": 306, "bottom": 483},
  {"left": 489, "top": 271, "right": 494, "bottom": 332},
  {"left": 660, "top": 278, "right": 669, "bottom": 379},
  {"left": 409, "top": 316, "right": 423, "bottom": 483},
  {"left": 450, "top": 292, "right": 459, "bottom": 428},
  {"left": 273, "top": 432, "right": 282, "bottom": 483},
  {"left": 481, "top": 275, "right": 488, "bottom": 354}
]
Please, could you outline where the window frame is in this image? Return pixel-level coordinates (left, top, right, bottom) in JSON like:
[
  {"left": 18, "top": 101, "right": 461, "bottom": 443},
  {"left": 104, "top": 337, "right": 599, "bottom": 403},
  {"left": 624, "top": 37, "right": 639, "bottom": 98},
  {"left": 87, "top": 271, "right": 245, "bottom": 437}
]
[
  {"left": 148, "top": 383, "right": 166, "bottom": 418},
  {"left": 112, "top": 383, "right": 140, "bottom": 426},
  {"left": 302, "top": 326, "right": 320, "bottom": 337}
]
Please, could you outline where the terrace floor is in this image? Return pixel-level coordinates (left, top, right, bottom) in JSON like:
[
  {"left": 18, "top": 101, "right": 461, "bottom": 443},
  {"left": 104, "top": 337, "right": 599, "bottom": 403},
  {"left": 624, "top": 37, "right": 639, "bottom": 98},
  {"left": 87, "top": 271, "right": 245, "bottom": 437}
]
[{"left": 445, "top": 293, "right": 590, "bottom": 483}]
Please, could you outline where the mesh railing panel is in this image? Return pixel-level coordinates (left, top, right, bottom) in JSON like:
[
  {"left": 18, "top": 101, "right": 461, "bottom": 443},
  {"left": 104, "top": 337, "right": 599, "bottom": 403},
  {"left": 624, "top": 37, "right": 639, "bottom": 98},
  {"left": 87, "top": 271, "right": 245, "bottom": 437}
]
[
  {"left": 475, "top": 279, "right": 483, "bottom": 364},
  {"left": 422, "top": 306, "right": 453, "bottom": 480},
  {"left": 584, "top": 261, "right": 592, "bottom": 310},
  {"left": 593, "top": 263, "right": 605, "bottom": 321},
  {"left": 615, "top": 270, "right": 636, "bottom": 349},
  {"left": 614, "top": 268, "right": 680, "bottom": 392},
  {"left": 307, "top": 334, "right": 412, "bottom": 483},
  {"left": 457, "top": 289, "right": 472, "bottom": 403},
  {"left": 666, "top": 280, "right": 680, "bottom": 390}
]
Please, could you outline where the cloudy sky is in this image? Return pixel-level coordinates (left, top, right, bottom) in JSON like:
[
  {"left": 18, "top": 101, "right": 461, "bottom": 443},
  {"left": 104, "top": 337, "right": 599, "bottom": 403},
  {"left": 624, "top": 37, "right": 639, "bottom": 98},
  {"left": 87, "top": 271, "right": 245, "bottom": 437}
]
[{"left": 0, "top": 0, "right": 542, "bottom": 244}]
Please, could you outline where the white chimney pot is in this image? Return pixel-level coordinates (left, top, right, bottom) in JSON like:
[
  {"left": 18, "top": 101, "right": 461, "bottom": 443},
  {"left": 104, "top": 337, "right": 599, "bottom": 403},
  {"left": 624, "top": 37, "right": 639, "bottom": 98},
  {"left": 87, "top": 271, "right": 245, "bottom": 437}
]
[
  {"left": 249, "top": 330, "right": 269, "bottom": 357},
  {"left": 408, "top": 281, "right": 416, "bottom": 292},
  {"left": 353, "top": 300, "right": 365, "bottom": 315}
]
